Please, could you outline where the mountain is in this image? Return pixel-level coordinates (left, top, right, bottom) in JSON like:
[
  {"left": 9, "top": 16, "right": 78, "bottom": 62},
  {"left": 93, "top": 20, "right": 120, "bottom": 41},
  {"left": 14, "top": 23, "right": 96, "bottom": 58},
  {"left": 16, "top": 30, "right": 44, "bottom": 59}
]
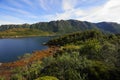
[
  {"left": 0, "top": 20, "right": 120, "bottom": 34},
  {"left": 95, "top": 22, "right": 120, "bottom": 33}
]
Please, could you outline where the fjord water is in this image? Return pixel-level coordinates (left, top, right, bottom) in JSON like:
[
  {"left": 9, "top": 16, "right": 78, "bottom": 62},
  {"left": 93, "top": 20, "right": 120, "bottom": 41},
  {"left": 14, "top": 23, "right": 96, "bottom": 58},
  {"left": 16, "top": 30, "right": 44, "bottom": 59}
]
[{"left": 0, "top": 36, "right": 52, "bottom": 62}]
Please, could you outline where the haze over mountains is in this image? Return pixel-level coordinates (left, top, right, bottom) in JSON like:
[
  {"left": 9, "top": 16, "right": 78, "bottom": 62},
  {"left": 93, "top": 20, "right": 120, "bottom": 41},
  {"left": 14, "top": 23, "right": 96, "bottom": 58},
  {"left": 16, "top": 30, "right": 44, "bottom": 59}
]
[{"left": 0, "top": 20, "right": 120, "bottom": 34}]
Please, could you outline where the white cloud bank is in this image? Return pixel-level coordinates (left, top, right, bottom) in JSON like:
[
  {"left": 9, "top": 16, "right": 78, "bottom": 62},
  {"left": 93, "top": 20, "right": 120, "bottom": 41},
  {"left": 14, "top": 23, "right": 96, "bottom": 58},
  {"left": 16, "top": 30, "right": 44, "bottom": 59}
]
[
  {"left": 62, "top": 0, "right": 78, "bottom": 11},
  {"left": 80, "top": 0, "right": 120, "bottom": 23},
  {"left": 46, "top": 0, "right": 120, "bottom": 23}
]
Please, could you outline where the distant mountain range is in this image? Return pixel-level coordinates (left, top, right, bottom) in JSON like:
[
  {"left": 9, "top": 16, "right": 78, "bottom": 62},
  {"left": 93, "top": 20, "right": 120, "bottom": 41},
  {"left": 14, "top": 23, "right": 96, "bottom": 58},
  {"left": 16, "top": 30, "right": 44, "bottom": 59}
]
[{"left": 0, "top": 20, "right": 120, "bottom": 34}]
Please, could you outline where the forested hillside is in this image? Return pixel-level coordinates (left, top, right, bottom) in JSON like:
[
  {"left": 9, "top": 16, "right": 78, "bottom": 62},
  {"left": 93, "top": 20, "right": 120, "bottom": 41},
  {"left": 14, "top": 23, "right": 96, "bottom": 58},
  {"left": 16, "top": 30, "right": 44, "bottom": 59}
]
[
  {"left": 0, "top": 20, "right": 120, "bottom": 34},
  {"left": 0, "top": 30, "right": 120, "bottom": 80}
]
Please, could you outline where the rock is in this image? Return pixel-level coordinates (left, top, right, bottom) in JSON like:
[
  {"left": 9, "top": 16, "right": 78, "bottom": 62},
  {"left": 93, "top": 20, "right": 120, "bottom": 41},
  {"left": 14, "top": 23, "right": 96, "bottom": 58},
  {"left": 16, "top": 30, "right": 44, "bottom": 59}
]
[{"left": 0, "top": 63, "right": 2, "bottom": 66}]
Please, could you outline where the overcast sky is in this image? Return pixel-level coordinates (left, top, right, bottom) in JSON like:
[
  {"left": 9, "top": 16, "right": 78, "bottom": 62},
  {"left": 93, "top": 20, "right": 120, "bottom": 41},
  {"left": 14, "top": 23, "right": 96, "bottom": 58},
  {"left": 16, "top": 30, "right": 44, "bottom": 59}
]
[{"left": 0, "top": 0, "right": 120, "bottom": 25}]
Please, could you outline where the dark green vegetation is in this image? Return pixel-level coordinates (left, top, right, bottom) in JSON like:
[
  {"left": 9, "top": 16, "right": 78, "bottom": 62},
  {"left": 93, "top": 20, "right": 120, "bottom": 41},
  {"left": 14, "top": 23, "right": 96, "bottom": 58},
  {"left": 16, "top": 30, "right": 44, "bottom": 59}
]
[
  {"left": 45, "top": 30, "right": 120, "bottom": 80},
  {"left": 1, "top": 30, "right": 119, "bottom": 80},
  {"left": 0, "top": 20, "right": 120, "bottom": 35}
]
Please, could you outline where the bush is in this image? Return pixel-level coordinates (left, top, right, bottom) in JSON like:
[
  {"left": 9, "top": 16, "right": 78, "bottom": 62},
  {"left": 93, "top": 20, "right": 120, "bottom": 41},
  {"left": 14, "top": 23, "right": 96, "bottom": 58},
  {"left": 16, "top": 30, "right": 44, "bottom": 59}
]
[
  {"left": 35, "top": 76, "right": 59, "bottom": 80},
  {"left": 10, "top": 74, "right": 23, "bottom": 80},
  {"left": 80, "top": 39, "right": 101, "bottom": 59},
  {"left": 40, "top": 52, "right": 87, "bottom": 80},
  {"left": 0, "top": 77, "right": 5, "bottom": 80}
]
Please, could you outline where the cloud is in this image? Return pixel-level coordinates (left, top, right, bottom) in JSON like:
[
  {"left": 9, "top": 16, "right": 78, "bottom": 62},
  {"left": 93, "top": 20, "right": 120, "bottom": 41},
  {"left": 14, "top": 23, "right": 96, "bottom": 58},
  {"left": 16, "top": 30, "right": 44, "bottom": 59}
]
[
  {"left": 79, "top": 0, "right": 120, "bottom": 23},
  {"left": 62, "top": 0, "right": 78, "bottom": 11},
  {"left": 0, "top": 0, "right": 120, "bottom": 25},
  {"left": 35, "top": 8, "right": 84, "bottom": 22},
  {"left": 7, "top": 7, "right": 30, "bottom": 15},
  {"left": 54, "top": 0, "right": 120, "bottom": 23}
]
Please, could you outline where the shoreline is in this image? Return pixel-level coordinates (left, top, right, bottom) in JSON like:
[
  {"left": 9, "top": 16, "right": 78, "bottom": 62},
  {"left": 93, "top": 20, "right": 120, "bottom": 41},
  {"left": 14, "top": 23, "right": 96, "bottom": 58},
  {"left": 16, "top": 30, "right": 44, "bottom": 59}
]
[
  {"left": 0, "top": 46, "right": 59, "bottom": 77},
  {"left": 0, "top": 34, "right": 55, "bottom": 39}
]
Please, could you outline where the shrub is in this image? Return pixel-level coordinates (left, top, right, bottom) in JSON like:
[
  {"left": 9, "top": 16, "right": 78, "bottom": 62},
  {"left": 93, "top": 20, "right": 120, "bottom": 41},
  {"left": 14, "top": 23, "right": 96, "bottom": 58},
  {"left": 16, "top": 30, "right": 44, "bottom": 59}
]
[
  {"left": 0, "top": 77, "right": 5, "bottom": 80},
  {"left": 35, "top": 76, "right": 59, "bottom": 80},
  {"left": 10, "top": 74, "right": 23, "bottom": 80}
]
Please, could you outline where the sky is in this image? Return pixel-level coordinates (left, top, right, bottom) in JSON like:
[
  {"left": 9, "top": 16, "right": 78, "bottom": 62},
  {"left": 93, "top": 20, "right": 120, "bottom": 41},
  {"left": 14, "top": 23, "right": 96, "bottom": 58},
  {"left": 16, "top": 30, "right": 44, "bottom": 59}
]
[{"left": 0, "top": 0, "right": 120, "bottom": 25}]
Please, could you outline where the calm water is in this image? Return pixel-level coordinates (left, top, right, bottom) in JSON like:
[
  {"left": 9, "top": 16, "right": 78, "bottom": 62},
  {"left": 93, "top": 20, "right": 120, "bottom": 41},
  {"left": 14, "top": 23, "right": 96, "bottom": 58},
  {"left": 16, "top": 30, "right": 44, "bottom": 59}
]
[{"left": 0, "top": 36, "right": 53, "bottom": 62}]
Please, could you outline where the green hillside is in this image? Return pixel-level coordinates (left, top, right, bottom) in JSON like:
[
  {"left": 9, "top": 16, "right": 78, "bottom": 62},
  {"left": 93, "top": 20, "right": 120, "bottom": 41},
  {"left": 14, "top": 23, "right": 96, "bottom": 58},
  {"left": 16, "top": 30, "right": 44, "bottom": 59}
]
[{"left": 1, "top": 30, "right": 120, "bottom": 80}]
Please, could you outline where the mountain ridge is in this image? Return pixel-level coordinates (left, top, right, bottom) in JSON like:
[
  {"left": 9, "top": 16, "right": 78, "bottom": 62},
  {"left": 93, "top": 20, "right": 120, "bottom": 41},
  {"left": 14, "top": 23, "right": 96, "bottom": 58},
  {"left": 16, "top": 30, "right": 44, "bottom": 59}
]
[{"left": 0, "top": 19, "right": 120, "bottom": 34}]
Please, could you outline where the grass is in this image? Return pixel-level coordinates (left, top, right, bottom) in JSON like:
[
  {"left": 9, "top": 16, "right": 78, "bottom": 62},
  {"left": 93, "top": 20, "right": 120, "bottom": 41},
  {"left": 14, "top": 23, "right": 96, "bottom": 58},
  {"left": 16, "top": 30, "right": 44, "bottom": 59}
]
[
  {"left": 61, "top": 44, "right": 81, "bottom": 51},
  {"left": 0, "top": 28, "right": 54, "bottom": 38}
]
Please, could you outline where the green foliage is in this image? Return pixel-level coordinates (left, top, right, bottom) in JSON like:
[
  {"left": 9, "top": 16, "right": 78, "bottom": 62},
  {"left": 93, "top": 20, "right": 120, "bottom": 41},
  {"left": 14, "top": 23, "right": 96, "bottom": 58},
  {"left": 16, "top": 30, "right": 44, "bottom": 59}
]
[
  {"left": 41, "top": 51, "right": 120, "bottom": 80},
  {"left": 100, "top": 41, "right": 118, "bottom": 66},
  {"left": 44, "top": 30, "right": 120, "bottom": 80},
  {"left": 10, "top": 74, "right": 23, "bottom": 80},
  {"left": 40, "top": 52, "right": 87, "bottom": 80},
  {"left": 35, "top": 76, "right": 59, "bottom": 80},
  {"left": 47, "top": 30, "right": 103, "bottom": 46},
  {"left": 22, "top": 61, "right": 42, "bottom": 80},
  {"left": 80, "top": 39, "right": 102, "bottom": 59},
  {"left": 0, "top": 77, "right": 5, "bottom": 80},
  {"left": 61, "top": 44, "right": 80, "bottom": 52},
  {"left": 1, "top": 30, "right": 120, "bottom": 80}
]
